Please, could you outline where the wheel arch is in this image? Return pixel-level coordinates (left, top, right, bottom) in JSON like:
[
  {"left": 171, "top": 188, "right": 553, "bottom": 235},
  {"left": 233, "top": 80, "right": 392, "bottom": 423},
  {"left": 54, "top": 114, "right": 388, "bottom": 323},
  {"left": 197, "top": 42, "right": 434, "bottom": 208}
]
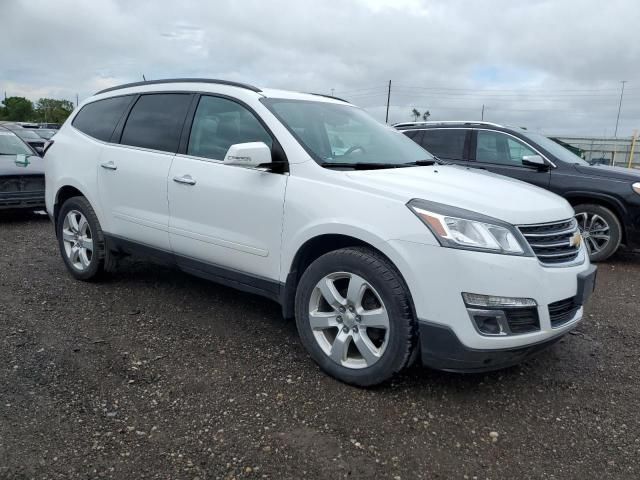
[
  {"left": 564, "top": 191, "right": 627, "bottom": 243},
  {"left": 280, "top": 233, "right": 415, "bottom": 320}
]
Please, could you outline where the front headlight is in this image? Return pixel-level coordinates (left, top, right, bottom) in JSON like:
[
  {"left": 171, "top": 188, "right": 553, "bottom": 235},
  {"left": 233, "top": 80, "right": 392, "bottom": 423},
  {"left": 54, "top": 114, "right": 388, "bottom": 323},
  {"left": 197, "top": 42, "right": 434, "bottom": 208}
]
[
  {"left": 633, "top": 182, "right": 640, "bottom": 195},
  {"left": 407, "top": 199, "right": 532, "bottom": 256}
]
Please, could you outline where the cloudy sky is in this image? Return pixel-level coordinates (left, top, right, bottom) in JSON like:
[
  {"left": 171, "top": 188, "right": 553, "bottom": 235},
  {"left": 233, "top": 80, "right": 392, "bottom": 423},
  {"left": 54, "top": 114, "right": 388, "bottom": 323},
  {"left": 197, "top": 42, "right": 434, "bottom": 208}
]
[{"left": 2, "top": 0, "right": 639, "bottom": 136}]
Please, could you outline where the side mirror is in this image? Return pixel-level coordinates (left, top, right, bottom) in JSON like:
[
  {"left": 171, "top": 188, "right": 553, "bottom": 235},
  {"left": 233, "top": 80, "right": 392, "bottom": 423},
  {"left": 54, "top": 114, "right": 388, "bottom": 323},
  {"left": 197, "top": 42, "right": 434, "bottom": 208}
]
[
  {"left": 223, "top": 142, "right": 271, "bottom": 168},
  {"left": 522, "top": 154, "right": 547, "bottom": 169}
]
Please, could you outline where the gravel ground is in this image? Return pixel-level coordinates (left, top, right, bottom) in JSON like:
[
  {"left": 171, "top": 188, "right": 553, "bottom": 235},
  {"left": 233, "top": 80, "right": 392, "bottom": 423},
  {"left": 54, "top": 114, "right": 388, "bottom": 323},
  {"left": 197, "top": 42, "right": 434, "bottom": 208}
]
[{"left": 0, "top": 213, "right": 639, "bottom": 480}]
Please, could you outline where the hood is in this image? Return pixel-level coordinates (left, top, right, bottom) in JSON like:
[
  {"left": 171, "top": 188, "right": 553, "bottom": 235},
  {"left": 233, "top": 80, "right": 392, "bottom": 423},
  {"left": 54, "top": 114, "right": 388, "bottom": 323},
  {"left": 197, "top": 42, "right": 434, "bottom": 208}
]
[
  {"left": 0, "top": 154, "right": 45, "bottom": 176},
  {"left": 346, "top": 165, "right": 574, "bottom": 225},
  {"left": 574, "top": 164, "right": 640, "bottom": 182}
]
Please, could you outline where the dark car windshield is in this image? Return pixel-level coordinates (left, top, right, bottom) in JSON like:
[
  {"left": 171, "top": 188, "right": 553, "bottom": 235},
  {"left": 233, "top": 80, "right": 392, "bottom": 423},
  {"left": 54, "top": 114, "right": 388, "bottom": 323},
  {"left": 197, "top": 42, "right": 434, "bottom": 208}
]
[
  {"left": 0, "top": 131, "right": 32, "bottom": 155},
  {"left": 262, "top": 99, "right": 434, "bottom": 167},
  {"left": 521, "top": 131, "right": 589, "bottom": 166}
]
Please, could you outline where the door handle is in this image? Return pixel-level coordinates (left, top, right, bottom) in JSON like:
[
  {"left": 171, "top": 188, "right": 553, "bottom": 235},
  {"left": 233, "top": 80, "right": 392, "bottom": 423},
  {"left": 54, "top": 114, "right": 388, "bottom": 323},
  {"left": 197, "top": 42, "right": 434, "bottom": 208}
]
[
  {"left": 173, "top": 175, "right": 196, "bottom": 185},
  {"left": 100, "top": 161, "right": 117, "bottom": 171}
]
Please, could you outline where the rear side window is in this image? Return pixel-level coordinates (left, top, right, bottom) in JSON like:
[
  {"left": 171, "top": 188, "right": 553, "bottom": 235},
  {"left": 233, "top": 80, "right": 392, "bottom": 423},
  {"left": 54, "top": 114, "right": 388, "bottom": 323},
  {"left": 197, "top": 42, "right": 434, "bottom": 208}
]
[
  {"left": 72, "top": 96, "right": 132, "bottom": 142},
  {"left": 120, "top": 94, "right": 192, "bottom": 153},
  {"left": 421, "top": 129, "right": 467, "bottom": 160},
  {"left": 187, "top": 96, "right": 272, "bottom": 160}
]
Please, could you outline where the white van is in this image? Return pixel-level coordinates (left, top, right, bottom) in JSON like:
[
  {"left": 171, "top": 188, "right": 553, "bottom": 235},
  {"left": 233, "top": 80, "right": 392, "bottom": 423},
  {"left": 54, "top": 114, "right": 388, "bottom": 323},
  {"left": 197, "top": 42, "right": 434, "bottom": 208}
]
[{"left": 44, "top": 79, "right": 596, "bottom": 386}]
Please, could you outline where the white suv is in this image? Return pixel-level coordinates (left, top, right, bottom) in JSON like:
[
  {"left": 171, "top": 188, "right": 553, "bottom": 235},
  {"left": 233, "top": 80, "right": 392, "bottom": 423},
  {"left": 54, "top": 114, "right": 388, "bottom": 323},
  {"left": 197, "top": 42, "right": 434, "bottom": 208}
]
[{"left": 45, "top": 78, "right": 597, "bottom": 386}]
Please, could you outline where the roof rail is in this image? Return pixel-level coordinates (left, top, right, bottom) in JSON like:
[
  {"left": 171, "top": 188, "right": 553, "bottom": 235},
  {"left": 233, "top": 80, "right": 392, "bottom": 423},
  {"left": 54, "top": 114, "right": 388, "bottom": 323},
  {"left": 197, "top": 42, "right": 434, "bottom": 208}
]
[
  {"left": 95, "top": 78, "right": 262, "bottom": 95},
  {"left": 306, "top": 92, "right": 350, "bottom": 103},
  {"left": 393, "top": 120, "right": 504, "bottom": 128}
]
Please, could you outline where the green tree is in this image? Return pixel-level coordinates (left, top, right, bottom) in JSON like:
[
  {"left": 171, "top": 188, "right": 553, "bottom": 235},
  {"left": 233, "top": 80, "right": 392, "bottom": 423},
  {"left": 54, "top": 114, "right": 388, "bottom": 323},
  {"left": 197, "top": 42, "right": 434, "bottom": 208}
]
[
  {"left": 34, "top": 98, "right": 75, "bottom": 124},
  {"left": 0, "top": 96, "right": 35, "bottom": 121},
  {"left": 411, "top": 108, "right": 421, "bottom": 121},
  {"left": 422, "top": 111, "right": 431, "bottom": 121}
]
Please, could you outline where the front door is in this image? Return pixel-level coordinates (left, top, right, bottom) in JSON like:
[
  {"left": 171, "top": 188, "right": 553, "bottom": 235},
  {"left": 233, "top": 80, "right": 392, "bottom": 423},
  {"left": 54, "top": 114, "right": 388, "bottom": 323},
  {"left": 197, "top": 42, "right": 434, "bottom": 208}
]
[
  {"left": 168, "top": 95, "right": 287, "bottom": 284},
  {"left": 470, "top": 129, "right": 551, "bottom": 188}
]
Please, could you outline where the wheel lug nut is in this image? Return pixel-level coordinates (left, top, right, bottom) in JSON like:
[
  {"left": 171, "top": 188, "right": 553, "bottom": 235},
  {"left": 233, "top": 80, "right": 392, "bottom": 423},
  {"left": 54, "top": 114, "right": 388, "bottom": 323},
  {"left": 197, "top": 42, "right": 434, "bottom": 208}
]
[
  {"left": 352, "top": 326, "right": 358, "bottom": 333},
  {"left": 336, "top": 316, "right": 343, "bottom": 323},
  {"left": 342, "top": 326, "right": 349, "bottom": 333},
  {"left": 355, "top": 316, "right": 361, "bottom": 322},
  {"left": 339, "top": 306, "right": 346, "bottom": 313}
]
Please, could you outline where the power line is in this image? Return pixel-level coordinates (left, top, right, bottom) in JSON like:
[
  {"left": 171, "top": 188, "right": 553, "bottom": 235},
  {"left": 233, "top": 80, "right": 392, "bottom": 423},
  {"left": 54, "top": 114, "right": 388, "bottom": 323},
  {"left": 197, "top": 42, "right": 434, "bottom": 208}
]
[{"left": 614, "top": 80, "right": 627, "bottom": 137}]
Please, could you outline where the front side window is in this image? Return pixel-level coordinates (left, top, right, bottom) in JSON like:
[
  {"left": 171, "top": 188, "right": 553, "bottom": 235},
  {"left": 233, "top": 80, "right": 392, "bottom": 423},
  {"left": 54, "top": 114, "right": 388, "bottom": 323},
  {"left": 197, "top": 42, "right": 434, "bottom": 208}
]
[
  {"left": 420, "top": 129, "right": 467, "bottom": 160},
  {"left": 475, "top": 130, "right": 536, "bottom": 166},
  {"left": 187, "top": 96, "right": 272, "bottom": 160},
  {"left": 120, "top": 94, "right": 192, "bottom": 153},
  {"left": 262, "top": 99, "right": 433, "bottom": 167},
  {"left": 72, "top": 96, "right": 133, "bottom": 142}
]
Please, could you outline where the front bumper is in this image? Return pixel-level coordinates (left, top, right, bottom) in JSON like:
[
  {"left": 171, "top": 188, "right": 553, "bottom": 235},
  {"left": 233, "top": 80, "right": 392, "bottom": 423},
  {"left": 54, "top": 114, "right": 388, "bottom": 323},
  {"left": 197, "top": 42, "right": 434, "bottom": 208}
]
[
  {"left": 418, "top": 320, "right": 570, "bottom": 372},
  {"left": 387, "top": 240, "right": 595, "bottom": 357}
]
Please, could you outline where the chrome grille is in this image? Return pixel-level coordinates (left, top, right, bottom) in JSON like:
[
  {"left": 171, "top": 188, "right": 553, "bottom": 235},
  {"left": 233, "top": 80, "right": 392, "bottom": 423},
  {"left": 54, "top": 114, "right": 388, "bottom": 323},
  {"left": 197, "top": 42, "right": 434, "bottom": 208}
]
[{"left": 518, "top": 219, "right": 581, "bottom": 265}]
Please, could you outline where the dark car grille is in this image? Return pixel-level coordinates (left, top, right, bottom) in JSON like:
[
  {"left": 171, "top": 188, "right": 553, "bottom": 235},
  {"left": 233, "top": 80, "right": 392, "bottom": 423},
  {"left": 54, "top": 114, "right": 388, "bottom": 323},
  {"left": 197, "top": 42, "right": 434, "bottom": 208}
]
[
  {"left": 518, "top": 219, "right": 581, "bottom": 265},
  {"left": 504, "top": 307, "right": 540, "bottom": 334},
  {"left": 548, "top": 297, "right": 580, "bottom": 327},
  {"left": 0, "top": 175, "right": 45, "bottom": 208}
]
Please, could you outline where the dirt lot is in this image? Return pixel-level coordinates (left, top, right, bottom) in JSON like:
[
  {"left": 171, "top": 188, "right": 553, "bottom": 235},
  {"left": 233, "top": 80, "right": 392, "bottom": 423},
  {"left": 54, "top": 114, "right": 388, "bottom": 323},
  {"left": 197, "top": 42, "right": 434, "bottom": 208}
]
[{"left": 0, "top": 213, "right": 638, "bottom": 480}]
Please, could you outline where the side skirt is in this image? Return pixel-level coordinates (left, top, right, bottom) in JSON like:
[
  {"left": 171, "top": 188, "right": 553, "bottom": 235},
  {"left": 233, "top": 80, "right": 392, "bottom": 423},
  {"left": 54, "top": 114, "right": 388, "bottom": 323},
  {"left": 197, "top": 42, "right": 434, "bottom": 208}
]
[{"left": 104, "top": 233, "right": 283, "bottom": 305}]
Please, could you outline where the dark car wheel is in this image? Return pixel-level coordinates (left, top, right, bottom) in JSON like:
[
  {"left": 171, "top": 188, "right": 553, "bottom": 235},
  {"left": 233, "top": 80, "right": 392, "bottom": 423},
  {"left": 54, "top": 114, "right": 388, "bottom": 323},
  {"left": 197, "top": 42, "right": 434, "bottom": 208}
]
[
  {"left": 294, "top": 247, "right": 417, "bottom": 387},
  {"left": 56, "top": 196, "right": 114, "bottom": 280},
  {"left": 574, "top": 204, "right": 622, "bottom": 262}
]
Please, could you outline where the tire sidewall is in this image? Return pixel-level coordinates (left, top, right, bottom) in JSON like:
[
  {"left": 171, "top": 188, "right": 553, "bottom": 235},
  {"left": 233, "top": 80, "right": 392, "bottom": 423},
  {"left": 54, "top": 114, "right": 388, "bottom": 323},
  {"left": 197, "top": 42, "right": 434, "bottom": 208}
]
[
  {"left": 295, "top": 249, "right": 414, "bottom": 386},
  {"left": 574, "top": 204, "right": 622, "bottom": 262},
  {"left": 57, "top": 197, "right": 104, "bottom": 280}
]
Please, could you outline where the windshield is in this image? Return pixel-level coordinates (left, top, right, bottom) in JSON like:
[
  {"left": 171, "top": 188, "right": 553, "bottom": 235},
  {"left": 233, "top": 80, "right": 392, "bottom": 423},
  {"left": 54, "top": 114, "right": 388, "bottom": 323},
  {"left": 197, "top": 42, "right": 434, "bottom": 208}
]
[
  {"left": 262, "top": 99, "right": 434, "bottom": 167},
  {"left": 521, "top": 131, "right": 589, "bottom": 166},
  {"left": 0, "top": 131, "right": 32, "bottom": 155}
]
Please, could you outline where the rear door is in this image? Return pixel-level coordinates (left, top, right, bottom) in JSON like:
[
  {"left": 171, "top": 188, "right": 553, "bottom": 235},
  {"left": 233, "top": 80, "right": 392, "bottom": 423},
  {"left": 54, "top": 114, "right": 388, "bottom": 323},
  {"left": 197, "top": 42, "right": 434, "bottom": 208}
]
[
  {"left": 168, "top": 94, "right": 287, "bottom": 285},
  {"left": 97, "top": 93, "right": 193, "bottom": 251},
  {"left": 415, "top": 128, "right": 470, "bottom": 165},
  {"left": 470, "top": 129, "right": 551, "bottom": 188}
]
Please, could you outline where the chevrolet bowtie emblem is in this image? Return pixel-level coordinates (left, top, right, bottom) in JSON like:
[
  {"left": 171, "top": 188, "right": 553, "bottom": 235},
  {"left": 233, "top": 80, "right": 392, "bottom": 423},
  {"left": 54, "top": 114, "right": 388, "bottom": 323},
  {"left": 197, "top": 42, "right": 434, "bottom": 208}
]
[{"left": 569, "top": 232, "right": 582, "bottom": 248}]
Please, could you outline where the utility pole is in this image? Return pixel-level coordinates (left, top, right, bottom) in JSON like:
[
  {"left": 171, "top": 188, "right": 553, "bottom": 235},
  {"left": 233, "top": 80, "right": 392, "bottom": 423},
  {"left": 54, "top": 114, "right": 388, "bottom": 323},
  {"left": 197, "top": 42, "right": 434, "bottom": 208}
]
[
  {"left": 385, "top": 80, "right": 391, "bottom": 124},
  {"left": 142, "top": 74, "right": 147, "bottom": 81},
  {"left": 481, "top": 104, "right": 485, "bottom": 121},
  {"left": 330, "top": 88, "right": 335, "bottom": 96},
  {"left": 614, "top": 80, "right": 627, "bottom": 137},
  {"left": 75, "top": 93, "right": 79, "bottom": 107}
]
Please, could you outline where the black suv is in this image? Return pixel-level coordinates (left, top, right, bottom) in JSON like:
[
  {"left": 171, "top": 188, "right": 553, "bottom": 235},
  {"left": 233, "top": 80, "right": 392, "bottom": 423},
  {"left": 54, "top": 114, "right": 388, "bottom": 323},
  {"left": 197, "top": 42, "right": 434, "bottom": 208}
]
[{"left": 395, "top": 121, "right": 640, "bottom": 261}]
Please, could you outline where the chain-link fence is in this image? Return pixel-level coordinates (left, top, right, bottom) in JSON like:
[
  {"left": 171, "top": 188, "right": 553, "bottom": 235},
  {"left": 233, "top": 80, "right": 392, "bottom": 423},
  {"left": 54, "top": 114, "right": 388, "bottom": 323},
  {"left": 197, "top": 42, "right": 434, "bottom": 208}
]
[{"left": 550, "top": 135, "right": 639, "bottom": 168}]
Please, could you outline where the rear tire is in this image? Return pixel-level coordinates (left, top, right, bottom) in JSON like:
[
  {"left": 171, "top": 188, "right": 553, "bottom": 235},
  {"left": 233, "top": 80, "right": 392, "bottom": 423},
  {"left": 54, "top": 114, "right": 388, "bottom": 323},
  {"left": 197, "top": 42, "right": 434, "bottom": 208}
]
[
  {"left": 56, "top": 196, "right": 114, "bottom": 281},
  {"left": 295, "top": 247, "right": 417, "bottom": 387},
  {"left": 574, "top": 204, "right": 622, "bottom": 262}
]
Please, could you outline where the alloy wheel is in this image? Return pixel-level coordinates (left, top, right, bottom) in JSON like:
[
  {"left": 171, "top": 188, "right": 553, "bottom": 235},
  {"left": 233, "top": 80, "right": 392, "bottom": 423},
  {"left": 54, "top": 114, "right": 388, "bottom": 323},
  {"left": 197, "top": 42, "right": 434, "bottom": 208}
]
[
  {"left": 308, "top": 272, "right": 390, "bottom": 369},
  {"left": 62, "top": 210, "right": 94, "bottom": 271},
  {"left": 575, "top": 211, "right": 610, "bottom": 255}
]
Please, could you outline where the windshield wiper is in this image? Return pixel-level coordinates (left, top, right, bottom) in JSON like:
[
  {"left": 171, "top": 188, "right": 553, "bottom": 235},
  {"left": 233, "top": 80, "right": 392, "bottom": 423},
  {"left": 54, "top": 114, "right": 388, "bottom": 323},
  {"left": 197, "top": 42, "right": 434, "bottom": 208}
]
[
  {"left": 320, "top": 162, "right": 413, "bottom": 170},
  {"left": 406, "top": 157, "right": 451, "bottom": 166}
]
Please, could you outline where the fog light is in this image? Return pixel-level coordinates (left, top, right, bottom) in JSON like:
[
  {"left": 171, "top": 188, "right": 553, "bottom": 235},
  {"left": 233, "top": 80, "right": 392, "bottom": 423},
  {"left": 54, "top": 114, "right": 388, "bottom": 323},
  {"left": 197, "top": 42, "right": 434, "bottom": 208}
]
[
  {"left": 466, "top": 308, "right": 509, "bottom": 336},
  {"left": 462, "top": 292, "right": 537, "bottom": 308},
  {"left": 474, "top": 314, "right": 503, "bottom": 335}
]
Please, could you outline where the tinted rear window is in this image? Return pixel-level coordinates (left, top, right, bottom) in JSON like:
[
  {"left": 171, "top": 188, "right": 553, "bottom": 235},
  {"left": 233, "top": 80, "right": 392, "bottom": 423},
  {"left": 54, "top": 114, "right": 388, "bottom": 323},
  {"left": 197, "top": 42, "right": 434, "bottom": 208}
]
[
  {"left": 72, "top": 96, "right": 133, "bottom": 142},
  {"left": 421, "top": 129, "right": 467, "bottom": 160},
  {"left": 120, "top": 94, "right": 191, "bottom": 153}
]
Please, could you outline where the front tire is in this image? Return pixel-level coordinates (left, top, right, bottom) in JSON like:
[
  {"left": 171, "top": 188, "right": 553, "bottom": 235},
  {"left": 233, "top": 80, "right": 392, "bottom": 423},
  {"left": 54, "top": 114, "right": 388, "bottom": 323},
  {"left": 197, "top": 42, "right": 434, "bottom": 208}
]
[
  {"left": 56, "top": 196, "right": 113, "bottom": 281},
  {"left": 295, "top": 247, "right": 417, "bottom": 387},
  {"left": 574, "top": 204, "right": 622, "bottom": 262}
]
